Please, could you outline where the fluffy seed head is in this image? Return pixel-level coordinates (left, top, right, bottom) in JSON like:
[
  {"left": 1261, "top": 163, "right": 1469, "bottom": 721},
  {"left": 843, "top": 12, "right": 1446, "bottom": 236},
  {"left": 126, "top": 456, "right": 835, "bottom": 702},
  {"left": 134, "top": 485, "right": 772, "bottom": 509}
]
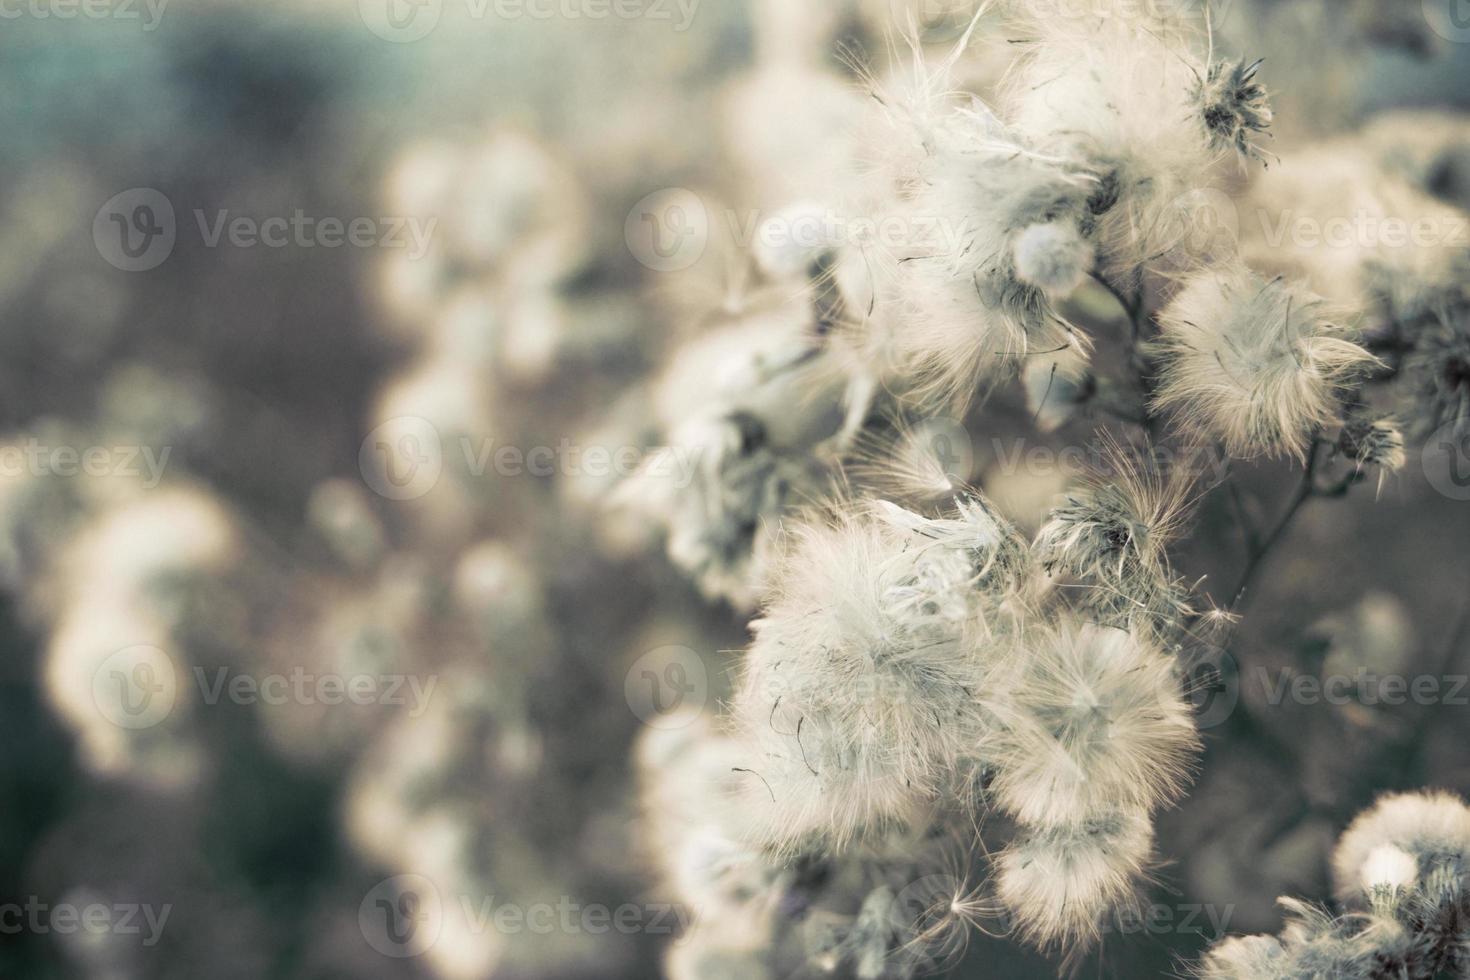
[
  {"left": 1196, "top": 934, "right": 1290, "bottom": 980},
  {"left": 726, "top": 496, "right": 1027, "bottom": 854},
  {"left": 989, "top": 621, "right": 1199, "bottom": 829},
  {"left": 1331, "top": 790, "right": 1470, "bottom": 909},
  {"left": 1033, "top": 443, "right": 1202, "bottom": 641},
  {"left": 1195, "top": 59, "right": 1273, "bottom": 164},
  {"left": 995, "top": 808, "right": 1154, "bottom": 950},
  {"left": 1337, "top": 414, "right": 1406, "bottom": 477},
  {"left": 1361, "top": 844, "right": 1419, "bottom": 895},
  {"left": 1151, "top": 266, "right": 1377, "bottom": 460},
  {"left": 1404, "top": 307, "right": 1470, "bottom": 439}
]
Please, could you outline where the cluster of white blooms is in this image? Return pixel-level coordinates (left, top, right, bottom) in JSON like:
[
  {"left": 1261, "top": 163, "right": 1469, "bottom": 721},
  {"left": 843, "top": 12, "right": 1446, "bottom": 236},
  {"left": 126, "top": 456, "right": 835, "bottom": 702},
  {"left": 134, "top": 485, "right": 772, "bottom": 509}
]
[
  {"left": 1199, "top": 791, "right": 1470, "bottom": 979},
  {"left": 617, "top": 1, "right": 1470, "bottom": 976},
  {"left": 1150, "top": 265, "right": 1375, "bottom": 461},
  {"left": 641, "top": 490, "right": 1201, "bottom": 974}
]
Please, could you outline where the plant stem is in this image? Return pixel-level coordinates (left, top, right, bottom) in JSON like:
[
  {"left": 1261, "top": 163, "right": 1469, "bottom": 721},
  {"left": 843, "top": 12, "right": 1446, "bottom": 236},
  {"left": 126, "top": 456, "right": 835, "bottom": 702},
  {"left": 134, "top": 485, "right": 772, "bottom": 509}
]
[{"left": 1228, "top": 441, "right": 1323, "bottom": 610}]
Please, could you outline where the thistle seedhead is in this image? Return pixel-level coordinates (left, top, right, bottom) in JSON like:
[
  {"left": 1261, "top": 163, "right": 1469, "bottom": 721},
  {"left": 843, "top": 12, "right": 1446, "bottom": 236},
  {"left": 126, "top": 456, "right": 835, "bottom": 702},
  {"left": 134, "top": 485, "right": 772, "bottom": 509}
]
[
  {"left": 1196, "top": 58, "right": 1274, "bottom": 164},
  {"left": 994, "top": 808, "right": 1155, "bottom": 951},
  {"left": 1151, "top": 266, "right": 1377, "bottom": 460},
  {"left": 1403, "top": 306, "right": 1470, "bottom": 439},
  {"left": 1199, "top": 792, "right": 1470, "bottom": 979},
  {"left": 726, "top": 496, "right": 1026, "bottom": 855},
  {"left": 1337, "top": 413, "right": 1406, "bottom": 478},
  {"left": 1331, "top": 791, "right": 1470, "bottom": 911},
  {"left": 623, "top": 412, "right": 825, "bottom": 609},
  {"left": 1034, "top": 441, "right": 1201, "bottom": 641},
  {"left": 988, "top": 621, "right": 1200, "bottom": 830}
]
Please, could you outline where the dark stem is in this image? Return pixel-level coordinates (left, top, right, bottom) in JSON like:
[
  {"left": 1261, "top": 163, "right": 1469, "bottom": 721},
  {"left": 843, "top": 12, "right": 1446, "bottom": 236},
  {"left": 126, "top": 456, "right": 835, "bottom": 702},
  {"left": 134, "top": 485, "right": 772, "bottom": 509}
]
[{"left": 1228, "top": 440, "right": 1324, "bottom": 610}]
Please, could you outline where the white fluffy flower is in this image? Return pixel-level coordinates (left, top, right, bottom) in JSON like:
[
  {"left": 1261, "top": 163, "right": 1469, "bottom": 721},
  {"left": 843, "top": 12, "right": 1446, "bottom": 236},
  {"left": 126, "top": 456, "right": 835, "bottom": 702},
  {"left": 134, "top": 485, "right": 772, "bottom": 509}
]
[
  {"left": 994, "top": 807, "right": 1154, "bottom": 949},
  {"left": 1151, "top": 265, "right": 1376, "bottom": 460},
  {"left": 1196, "top": 933, "right": 1291, "bottom": 979},
  {"left": 881, "top": 131, "right": 1093, "bottom": 408},
  {"left": 726, "top": 497, "right": 1027, "bottom": 855},
  {"left": 1331, "top": 790, "right": 1470, "bottom": 908},
  {"left": 1033, "top": 444, "right": 1201, "bottom": 641},
  {"left": 1359, "top": 844, "right": 1418, "bottom": 895},
  {"left": 988, "top": 621, "right": 1198, "bottom": 829},
  {"left": 1001, "top": 15, "right": 1236, "bottom": 281}
]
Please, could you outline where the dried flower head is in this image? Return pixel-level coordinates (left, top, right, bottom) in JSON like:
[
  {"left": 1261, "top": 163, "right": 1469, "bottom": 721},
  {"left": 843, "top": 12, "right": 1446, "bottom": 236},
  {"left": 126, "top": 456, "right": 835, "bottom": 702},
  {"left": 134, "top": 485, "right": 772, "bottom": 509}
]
[
  {"left": 1195, "top": 59, "right": 1273, "bottom": 164},
  {"left": 1200, "top": 792, "right": 1470, "bottom": 979},
  {"left": 1151, "top": 266, "right": 1377, "bottom": 460},
  {"left": 994, "top": 807, "right": 1154, "bottom": 950},
  {"left": 620, "top": 412, "right": 825, "bottom": 609},
  {"left": 882, "top": 128, "right": 1094, "bottom": 409},
  {"left": 726, "top": 496, "right": 1027, "bottom": 855},
  {"left": 1033, "top": 442, "right": 1202, "bottom": 640},
  {"left": 1403, "top": 306, "right": 1470, "bottom": 439},
  {"left": 1337, "top": 413, "right": 1406, "bottom": 480},
  {"left": 1001, "top": 16, "right": 1234, "bottom": 281},
  {"left": 1331, "top": 790, "right": 1470, "bottom": 910},
  {"left": 989, "top": 621, "right": 1199, "bottom": 830}
]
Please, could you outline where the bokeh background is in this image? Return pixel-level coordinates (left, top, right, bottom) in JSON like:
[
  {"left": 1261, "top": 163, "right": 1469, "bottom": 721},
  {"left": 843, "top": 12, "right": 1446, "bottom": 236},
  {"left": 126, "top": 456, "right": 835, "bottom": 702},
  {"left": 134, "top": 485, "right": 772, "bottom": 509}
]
[{"left": 2, "top": 0, "right": 1470, "bottom": 977}]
